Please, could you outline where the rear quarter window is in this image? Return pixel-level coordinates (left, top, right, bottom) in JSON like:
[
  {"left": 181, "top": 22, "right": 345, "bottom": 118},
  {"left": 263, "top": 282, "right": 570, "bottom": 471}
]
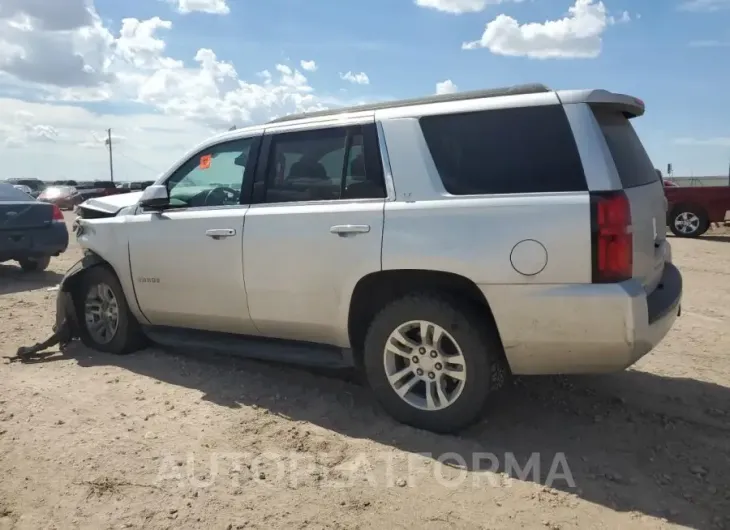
[
  {"left": 592, "top": 109, "right": 658, "bottom": 189},
  {"left": 419, "top": 105, "right": 587, "bottom": 195},
  {"left": 0, "top": 183, "right": 33, "bottom": 201}
]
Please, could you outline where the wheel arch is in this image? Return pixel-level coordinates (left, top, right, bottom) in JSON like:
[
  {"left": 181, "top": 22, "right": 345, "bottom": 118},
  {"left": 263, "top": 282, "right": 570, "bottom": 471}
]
[
  {"left": 669, "top": 202, "right": 708, "bottom": 220},
  {"left": 347, "top": 269, "right": 508, "bottom": 371},
  {"left": 62, "top": 250, "right": 150, "bottom": 325}
]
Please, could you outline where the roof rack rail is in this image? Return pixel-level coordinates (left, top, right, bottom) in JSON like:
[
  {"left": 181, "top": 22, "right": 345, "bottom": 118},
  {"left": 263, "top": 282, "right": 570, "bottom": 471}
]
[{"left": 267, "top": 83, "right": 551, "bottom": 124}]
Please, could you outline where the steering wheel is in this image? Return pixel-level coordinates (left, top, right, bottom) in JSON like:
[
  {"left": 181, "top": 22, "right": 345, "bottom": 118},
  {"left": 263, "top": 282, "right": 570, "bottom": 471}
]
[{"left": 202, "top": 186, "right": 239, "bottom": 206}]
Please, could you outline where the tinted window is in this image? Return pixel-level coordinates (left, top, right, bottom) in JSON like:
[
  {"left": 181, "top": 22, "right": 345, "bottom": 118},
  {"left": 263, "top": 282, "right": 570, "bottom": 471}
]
[
  {"left": 593, "top": 109, "right": 658, "bottom": 189},
  {"left": 419, "top": 105, "right": 587, "bottom": 195},
  {"left": 9, "top": 179, "right": 44, "bottom": 191},
  {"left": 166, "top": 138, "right": 255, "bottom": 208},
  {"left": 258, "top": 125, "right": 385, "bottom": 204},
  {"left": 0, "top": 183, "right": 34, "bottom": 201}
]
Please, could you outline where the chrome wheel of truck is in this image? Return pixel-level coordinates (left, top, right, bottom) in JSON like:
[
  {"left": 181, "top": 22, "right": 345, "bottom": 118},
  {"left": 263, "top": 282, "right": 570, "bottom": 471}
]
[
  {"left": 84, "top": 282, "right": 120, "bottom": 345},
  {"left": 383, "top": 319, "right": 467, "bottom": 411}
]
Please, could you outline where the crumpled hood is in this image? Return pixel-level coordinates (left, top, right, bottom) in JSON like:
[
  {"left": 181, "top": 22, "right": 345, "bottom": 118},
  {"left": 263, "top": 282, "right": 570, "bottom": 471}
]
[{"left": 80, "top": 191, "right": 144, "bottom": 215}]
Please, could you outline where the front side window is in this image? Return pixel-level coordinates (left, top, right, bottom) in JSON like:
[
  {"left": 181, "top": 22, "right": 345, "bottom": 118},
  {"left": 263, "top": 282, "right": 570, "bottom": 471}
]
[
  {"left": 258, "top": 125, "right": 385, "bottom": 204},
  {"left": 166, "top": 137, "right": 255, "bottom": 208}
]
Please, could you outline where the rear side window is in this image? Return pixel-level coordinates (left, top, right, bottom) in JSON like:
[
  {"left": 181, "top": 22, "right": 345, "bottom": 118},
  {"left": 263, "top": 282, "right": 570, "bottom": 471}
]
[
  {"left": 0, "top": 183, "right": 33, "bottom": 201},
  {"left": 593, "top": 109, "right": 658, "bottom": 189},
  {"left": 419, "top": 105, "right": 587, "bottom": 195}
]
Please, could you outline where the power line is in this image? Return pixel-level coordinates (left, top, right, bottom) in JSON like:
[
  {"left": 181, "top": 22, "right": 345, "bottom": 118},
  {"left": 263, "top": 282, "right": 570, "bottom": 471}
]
[{"left": 115, "top": 150, "right": 162, "bottom": 175}]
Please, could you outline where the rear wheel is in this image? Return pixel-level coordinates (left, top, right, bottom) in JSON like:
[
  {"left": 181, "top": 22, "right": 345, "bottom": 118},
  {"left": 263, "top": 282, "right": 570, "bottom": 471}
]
[
  {"left": 18, "top": 256, "right": 51, "bottom": 272},
  {"left": 670, "top": 207, "right": 708, "bottom": 238},
  {"left": 76, "top": 266, "right": 146, "bottom": 355},
  {"left": 363, "top": 293, "right": 502, "bottom": 433}
]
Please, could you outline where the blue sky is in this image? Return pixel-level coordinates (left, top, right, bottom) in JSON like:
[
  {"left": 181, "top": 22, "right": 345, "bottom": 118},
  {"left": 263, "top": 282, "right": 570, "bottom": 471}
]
[{"left": 0, "top": 0, "right": 728, "bottom": 180}]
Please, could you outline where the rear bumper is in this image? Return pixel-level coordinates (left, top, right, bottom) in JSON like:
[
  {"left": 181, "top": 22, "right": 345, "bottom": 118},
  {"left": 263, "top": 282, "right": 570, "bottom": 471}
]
[
  {"left": 481, "top": 262, "right": 683, "bottom": 375},
  {"left": 0, "top": 222, "right": 69, "bottom": 262}
]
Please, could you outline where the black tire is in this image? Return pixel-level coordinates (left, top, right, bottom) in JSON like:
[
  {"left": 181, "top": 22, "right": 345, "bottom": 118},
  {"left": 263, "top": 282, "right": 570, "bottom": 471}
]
[
  {"left": 75, "top": 266, "right": 146, "bottom": 355},
  {"left": 18, "top": 256, "right": 51, "bottom": 272},
  {"left": 669, "top": 206, "right": 708, "bottom": 238},
  {"left": 363, "top": 293, "right": 502, "bottom": 434}
]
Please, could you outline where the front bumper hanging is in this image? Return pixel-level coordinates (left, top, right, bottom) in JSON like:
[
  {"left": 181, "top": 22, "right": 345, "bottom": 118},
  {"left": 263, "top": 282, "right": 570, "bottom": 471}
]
[
  {"left": 11, "top": 290, "right": 78, "bottom": 360},
  {"left": 9, "top": 256, "right": 93, "bottom": 361}
]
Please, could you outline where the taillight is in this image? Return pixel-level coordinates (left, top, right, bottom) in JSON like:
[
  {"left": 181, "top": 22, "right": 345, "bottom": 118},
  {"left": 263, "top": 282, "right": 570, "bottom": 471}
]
[
  {"left": 590, "top": 191, "right": 633, "bottom": 283},
  {"left": 51, "top": 204, "right": 65, "bottom": 222}
]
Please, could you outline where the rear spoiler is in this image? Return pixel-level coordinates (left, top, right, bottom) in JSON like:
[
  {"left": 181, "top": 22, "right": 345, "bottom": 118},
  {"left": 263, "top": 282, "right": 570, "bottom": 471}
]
[{"left": 556, "top": 89, "right": 645, "bottom": 118}]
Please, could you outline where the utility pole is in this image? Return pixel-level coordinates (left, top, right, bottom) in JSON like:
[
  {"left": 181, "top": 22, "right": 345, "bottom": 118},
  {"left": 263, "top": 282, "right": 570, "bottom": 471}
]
[{"left": 105, "top": 128, "right": 114, "bottom": 183}]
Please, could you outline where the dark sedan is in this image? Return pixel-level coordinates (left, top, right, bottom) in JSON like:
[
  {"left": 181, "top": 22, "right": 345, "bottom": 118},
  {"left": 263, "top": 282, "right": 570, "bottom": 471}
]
[{"left": 0, "top": 183, "right": 69, "bottom": 272}]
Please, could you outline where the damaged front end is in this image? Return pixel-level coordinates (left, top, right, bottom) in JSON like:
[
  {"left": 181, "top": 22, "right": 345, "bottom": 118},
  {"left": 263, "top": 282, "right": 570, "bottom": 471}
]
[{"left": 13, "top": 253, "right": 105, "bottom": 359}]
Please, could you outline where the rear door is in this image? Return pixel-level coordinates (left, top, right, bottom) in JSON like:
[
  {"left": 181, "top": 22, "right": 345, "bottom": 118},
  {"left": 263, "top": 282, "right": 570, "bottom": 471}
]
[
  {"left": 592, "top": 108, "right": 666, "bottom": 292},
  {"left": 242, "top": 120, "right": 386, "bottom": 346}
]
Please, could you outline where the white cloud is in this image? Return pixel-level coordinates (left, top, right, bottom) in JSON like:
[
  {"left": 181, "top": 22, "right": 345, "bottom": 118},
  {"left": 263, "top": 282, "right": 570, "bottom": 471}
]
[
  {"left": 0, "top": 0, "right": 358, "bottom": 180},
  {"left": 608, "top": 10, "right": 631, "bottom": 24},
  {"left": 674, "top": 137, "right": 730, "bottom": 147},
  {"left": 0, "top": 97, "right": 214, "bottom": 177},
  {"left": 462, "top": 0, "right": 622, "bottom": 59},
  {"left": 415, "top": 0, "right": 524, "bottom": 14},
  {"left": 679, "top": 0, "right": 730, "bottom": 12},
  {"left": 340, "top": 71, "right": 370, "bottom": 85},
  {"left": 168, "top": 0, "right": 231, "bottom": 15},
  {"left": 0, "top": 0, "right": 115, "bottom": 87},
  {"left": 0, "top": 0, "right": 93, "bottom": 31},
  {"left": 300, "top": 59, "right": 318, "bottom": 72},
  {"left": 3, "top": 111, "right": 60, "bottom": 148},
  {"left": 435, "top": 79, "right": 458, "bottom": 94},
  {"left": 689, "top": 39, "right": 730, "bottom": 47},
  {"left": 115, "top": 17, "right": 181, "bottom": 70}
]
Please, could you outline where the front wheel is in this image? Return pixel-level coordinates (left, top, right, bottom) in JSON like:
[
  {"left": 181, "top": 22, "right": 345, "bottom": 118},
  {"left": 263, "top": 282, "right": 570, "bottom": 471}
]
[
  {"left": 76, "top": 266, "right": 146, "bottom": 355},
  {"left": 363, "top": 293, "right": 503, "bottom": 433},
  {"left": 670, "top": 207, "right": 708, "bottom": 238}
]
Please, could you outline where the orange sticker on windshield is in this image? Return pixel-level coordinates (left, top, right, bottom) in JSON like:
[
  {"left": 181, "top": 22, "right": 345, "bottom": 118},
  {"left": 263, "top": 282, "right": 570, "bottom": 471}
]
[{"left": 200, "top": 154, "right": 212, "bottom": 169}]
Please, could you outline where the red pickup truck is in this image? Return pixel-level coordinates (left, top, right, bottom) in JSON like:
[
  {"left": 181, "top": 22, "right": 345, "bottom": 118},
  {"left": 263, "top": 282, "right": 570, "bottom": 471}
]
[{"left": 663, "top": 181, "right": 730, "bottom": 238}]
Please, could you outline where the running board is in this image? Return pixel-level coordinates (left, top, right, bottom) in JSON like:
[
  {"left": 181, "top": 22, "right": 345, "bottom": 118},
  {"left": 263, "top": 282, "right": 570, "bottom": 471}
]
[{"left": 141, "top": 326, "right": 355, "bottom": 369}]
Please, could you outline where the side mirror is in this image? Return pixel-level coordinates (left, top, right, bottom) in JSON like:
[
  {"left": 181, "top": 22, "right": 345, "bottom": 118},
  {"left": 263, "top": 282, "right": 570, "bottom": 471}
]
[{"left": 139, "top": 184, "right": 169, "bottom": 209}]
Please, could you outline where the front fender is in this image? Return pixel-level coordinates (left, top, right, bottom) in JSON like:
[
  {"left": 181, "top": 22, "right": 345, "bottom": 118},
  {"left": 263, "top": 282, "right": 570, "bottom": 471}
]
[
  {"left": 59, "top": 252, "right": 107, "bottom": 293},
  {"left": 55, "top": 252, "right": 109, "bottom": 335}
]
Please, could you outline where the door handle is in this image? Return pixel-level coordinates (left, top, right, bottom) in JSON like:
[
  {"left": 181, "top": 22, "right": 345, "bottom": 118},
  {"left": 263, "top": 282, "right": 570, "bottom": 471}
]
[
  {"left": 330, "top": 224, "right": 371, "bottom": 236},
  {"left": 206, "top": 228, "right": 236, "bottom": 239}
]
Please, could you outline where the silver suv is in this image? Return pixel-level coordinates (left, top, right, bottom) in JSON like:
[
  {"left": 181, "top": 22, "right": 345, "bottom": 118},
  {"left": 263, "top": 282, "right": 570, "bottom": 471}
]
[{"left": 36, "top": 84, "right": 683, "bottom": 433}]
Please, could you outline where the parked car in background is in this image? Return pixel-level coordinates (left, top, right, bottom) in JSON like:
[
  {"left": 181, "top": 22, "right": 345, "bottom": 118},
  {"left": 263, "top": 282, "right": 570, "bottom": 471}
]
[
  {"left": 37, "top": 186, "right": 78, "bottom": 210},
  {"left": 76, "top": 180, "right": 130, "bottom": 197},
  {"left": 46, "top": 84, "right": 682, "bottom": 434},
  {"left": 12, "top": 184, "right": 34, "bottom": 195},
  {"left": 131, "top": 180, "right": 155, "bottom": 190},
  {"left": 0, "top": 183, "right": 68, "bottom": 272},
  {"left": 665, "top": 185, "right": 730, "bottom": 237},
  {"left": 52, "top": 180, "right": 78, "bottom": 187},
  {"left": 4, "top": 178, "right": 46, "bottom": 198}
]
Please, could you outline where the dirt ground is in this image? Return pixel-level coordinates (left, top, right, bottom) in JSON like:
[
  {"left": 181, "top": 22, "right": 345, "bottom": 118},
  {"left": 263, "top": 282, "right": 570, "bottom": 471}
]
[{"left": 1, "top": 213, "right": 728, "bottom": 530}]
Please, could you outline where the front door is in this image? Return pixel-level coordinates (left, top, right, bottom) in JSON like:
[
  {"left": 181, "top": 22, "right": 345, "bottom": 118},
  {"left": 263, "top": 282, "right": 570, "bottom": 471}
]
[
  {"left": 127, "top": 135, "right": 261, "bottom": 334},
  {"left": 243, "top": 121, "right": 387, "bottom": 346}
]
